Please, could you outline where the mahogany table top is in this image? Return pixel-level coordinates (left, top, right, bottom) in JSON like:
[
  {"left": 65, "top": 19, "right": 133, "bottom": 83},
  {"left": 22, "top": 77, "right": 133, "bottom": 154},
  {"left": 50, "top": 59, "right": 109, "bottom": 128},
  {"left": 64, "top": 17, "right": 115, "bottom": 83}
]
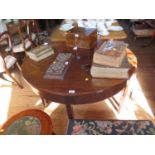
[{"left": 22, "top": 44, "right": 136, "bottom": 104}]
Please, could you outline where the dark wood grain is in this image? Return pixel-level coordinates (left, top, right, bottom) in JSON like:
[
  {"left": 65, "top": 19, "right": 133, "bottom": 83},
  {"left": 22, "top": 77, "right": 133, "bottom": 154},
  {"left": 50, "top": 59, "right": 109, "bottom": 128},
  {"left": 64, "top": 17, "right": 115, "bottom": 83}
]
[{"left": 66, "top": 27, "right": 97, "bottom": 49}]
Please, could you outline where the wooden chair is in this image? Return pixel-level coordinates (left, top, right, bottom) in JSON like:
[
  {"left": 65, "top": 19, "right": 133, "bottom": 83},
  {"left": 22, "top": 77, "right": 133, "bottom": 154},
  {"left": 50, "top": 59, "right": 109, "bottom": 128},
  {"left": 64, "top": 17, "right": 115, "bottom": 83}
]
[
  {"left": 5, "top": 20, "right": 32, "bottom": 53},
  {"left": 0, "top": 31, "right": 23, "bottom": 88},
  {"left": 27, "top": 20, "right": 41, "bottom": 45},
  {"left": 1, "top": 20, "right": 42, "bottom": 64},
  {"left": 0, "top": 109, "right": 54, "bottom": 135},
  {"left": 4, "top": 20, "right": 41, "bottom": 56}
]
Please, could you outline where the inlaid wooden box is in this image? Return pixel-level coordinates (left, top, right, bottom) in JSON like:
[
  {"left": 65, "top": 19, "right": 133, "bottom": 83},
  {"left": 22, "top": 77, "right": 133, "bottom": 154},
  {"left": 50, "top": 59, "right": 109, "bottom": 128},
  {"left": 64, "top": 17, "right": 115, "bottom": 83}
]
[{"left": 66, "top": 27, "right": 97, "bottom": 50}]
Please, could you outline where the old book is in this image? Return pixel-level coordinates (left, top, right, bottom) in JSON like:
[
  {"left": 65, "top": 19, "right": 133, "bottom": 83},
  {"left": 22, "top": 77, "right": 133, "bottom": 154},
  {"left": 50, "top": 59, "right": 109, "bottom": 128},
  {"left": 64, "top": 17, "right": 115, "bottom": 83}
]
[
  {"left": 90, "top": 56, "right": 131, "bottom": 79},
  {"left": 29, "top": 50, "right": 54, "bottom": 62},
  {"left": 93, "top": 40, "right": 128, "bottom": 67},
  {"left": 44, "top": 53, "right": 73, "bottom": 80},
  {"left": 26, "top": 44, "right": 52, "bottom": 56},
  {"left": 30, "top": 44, "right": 51, "bottom": 53},
  {"left": 26, "top": 44, "right": 54, "bottom": 62},
  {"left": 27, "top": 48, "right": 53, "bottom": 58}
]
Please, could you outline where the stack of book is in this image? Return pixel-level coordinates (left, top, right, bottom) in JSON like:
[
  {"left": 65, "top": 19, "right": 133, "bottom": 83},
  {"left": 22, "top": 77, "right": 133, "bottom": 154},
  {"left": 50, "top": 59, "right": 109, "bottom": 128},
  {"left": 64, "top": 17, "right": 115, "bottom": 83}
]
[
  {"left": 26, "top": 44, "right": 54, "bottom": 62},
  {"left": 91, "top": 40, "right": 131, "bottom": 79}
]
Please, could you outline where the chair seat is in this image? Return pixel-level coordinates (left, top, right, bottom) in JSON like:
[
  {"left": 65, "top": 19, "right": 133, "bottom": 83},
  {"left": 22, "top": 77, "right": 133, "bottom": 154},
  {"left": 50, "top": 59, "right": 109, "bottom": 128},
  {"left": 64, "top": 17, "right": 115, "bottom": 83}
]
[
  {"left": 1, "top": 109, "right": 53, "bottom": 135},
  {"left": 0, "top": 55, "right": 17, "bottom": 73},
  {"left": 5, "top": 33, "right": 36, "bottom": 53}
]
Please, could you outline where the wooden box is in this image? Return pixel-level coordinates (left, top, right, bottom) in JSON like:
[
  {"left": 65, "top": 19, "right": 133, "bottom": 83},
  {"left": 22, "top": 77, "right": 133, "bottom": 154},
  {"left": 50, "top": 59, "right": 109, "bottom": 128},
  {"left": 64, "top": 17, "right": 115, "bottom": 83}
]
[{"left": 65, "top": 27, "right": 97, "bottom": 49}]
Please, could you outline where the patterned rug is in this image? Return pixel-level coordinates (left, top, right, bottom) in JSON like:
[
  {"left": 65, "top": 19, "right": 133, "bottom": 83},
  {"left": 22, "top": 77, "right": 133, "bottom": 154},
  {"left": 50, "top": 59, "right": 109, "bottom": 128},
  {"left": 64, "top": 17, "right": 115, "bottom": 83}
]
[{"left": 67, "top": 119, "right": 155, "bottom": 135}]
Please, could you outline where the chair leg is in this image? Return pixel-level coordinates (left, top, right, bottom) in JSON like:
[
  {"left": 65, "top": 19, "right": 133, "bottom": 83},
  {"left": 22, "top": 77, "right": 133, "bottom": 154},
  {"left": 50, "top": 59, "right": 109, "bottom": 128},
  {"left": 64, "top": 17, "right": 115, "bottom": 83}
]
[
  {"left": 129, "top": 90, "right": 133, "bottom": 99},
  {"left": 5, "top": 68, "right": 23, "bottom": 89},
  {"left": 15, "top": 61, "right": 22, "bottom": 72},
  {"left": 108, "top": 97, "right": 120, "bottom": 111}
]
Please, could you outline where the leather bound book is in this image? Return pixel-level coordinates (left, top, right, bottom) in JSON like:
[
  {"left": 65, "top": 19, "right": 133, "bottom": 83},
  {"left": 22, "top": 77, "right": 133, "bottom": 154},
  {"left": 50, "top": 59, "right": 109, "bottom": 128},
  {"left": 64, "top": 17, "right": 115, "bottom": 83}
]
[
  {"left": 27, "top": 45, "right": 52, "bottom": 56},
  {"left": 26, "top": 44, "right": 54, "bottom": 62},
  {"left": 93, "top": 40, "right": 128, "bottom": 67},
  {"left": 90, "top": 55, "right": 131, "bottom": 79},
  {"left": 28, "top": 50, "right": 54, "bottom": 62}
]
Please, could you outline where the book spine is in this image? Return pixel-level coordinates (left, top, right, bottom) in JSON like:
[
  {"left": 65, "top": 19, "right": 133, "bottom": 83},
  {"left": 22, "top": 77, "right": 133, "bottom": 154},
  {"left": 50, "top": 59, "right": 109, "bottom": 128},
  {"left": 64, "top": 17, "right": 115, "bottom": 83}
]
[
  {"left": 30, "top": 45, "right": 51, "bottom": 54},
  {"left": 90, "top": 66, "right": 129, "bottom": 79},
  {"left": 29, "top": 51, "right": 53, "bottom": 62},
  {"left": 93, "top": 50, "right": 126, "bottom": 67},
  {"left": 28, "top": 48, "right": 53, "bottom": 57}
]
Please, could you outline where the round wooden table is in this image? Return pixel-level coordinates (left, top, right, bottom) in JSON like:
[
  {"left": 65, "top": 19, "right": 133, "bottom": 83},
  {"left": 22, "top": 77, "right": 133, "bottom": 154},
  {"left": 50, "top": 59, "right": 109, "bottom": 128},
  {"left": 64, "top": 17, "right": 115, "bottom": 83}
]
[
  {"left": 21, "top": 43, "right": 137, "bottom": 119},
  {"left": 1, "top": 109, "right": 53, "bottom": 135}
]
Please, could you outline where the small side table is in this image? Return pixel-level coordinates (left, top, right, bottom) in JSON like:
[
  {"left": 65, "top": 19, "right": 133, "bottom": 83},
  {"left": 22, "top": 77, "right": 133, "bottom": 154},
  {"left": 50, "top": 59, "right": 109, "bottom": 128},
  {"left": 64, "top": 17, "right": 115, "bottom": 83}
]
[{"left": 0, "top": 109, "right": 53, "bottom": 135}]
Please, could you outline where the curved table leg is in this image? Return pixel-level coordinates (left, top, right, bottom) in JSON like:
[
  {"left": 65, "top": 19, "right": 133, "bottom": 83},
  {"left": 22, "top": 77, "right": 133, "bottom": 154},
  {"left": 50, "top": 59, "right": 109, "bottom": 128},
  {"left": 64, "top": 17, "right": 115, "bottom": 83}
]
[{"left": 65, "top": 104, "right": 73, "bottom": 119}]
